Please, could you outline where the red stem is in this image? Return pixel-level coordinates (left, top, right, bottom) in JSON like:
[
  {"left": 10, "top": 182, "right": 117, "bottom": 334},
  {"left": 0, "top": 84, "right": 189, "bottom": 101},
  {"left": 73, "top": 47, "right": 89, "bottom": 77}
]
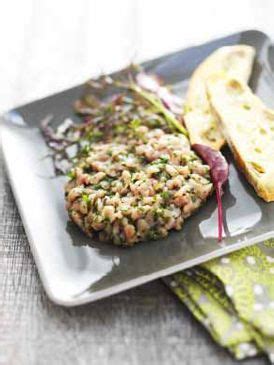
[{"left": 215, "top": 183, "right": 223, "bottom": 242}]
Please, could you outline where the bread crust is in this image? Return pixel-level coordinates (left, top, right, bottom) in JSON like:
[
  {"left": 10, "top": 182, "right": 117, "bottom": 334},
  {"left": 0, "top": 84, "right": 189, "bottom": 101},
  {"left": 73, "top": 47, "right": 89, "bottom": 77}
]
[{"left": 228, "top": 140, "right": 274, "bottom": 202}]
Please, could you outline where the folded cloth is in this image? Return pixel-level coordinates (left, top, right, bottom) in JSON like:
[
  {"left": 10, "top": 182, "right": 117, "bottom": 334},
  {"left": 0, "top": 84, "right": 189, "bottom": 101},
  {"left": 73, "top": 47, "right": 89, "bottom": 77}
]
[{"left": 165, "top": 239, "right": 274, "bottom": 362}]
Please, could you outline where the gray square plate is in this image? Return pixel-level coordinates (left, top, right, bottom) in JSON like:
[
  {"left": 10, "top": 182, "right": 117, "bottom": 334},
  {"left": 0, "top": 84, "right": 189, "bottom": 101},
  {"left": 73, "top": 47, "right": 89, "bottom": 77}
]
[{"left": 2, "top": 30, "right": 274, "bottom": 306}]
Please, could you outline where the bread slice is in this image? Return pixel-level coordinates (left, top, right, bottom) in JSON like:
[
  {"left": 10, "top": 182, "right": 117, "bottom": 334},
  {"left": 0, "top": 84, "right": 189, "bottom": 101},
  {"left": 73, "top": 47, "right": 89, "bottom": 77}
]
[
  {"left": 207, "top": 75, "right": 274, "bottom": 202},
  {"left": 184, "top": 45, "right": 255, "bottom": 150}
]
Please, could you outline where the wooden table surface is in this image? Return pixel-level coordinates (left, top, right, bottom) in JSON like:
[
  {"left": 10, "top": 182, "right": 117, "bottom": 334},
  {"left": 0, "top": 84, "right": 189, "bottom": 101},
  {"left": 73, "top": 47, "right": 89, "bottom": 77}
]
[{"left": 0, "top": 1, "right": 273, "bottom": 364}]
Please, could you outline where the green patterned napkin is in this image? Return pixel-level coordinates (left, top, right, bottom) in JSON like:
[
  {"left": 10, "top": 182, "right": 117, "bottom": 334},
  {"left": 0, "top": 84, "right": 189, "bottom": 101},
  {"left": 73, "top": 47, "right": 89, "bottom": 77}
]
[{"left": 165, "top": 240, "right": 274, "bottom": 362}]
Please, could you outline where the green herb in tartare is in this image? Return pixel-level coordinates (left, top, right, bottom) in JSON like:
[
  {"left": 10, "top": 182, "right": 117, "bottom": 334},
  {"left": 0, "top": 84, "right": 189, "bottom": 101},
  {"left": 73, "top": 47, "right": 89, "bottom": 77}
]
[{"left": 65, "top": 129, "right": 212, "bottom": 246}]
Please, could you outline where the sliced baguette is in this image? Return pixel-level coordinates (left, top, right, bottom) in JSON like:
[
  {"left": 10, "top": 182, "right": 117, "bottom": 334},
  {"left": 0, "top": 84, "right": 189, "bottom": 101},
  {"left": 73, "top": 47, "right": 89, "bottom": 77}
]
[
  {"left": 207, "top": 75, "right": 274, "bottom": 202},
  {"left": 184, "top": 45, "right": 255, "bottom": 150}
]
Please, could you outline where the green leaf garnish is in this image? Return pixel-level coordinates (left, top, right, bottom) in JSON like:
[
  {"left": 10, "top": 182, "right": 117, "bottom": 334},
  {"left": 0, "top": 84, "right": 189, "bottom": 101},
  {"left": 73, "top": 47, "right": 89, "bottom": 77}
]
[
  {"left": 161, "top": 191, "right": 171, "bottom": 200},
  {"left": 67, "top": 170, "right": 76, "bottom": 180},
  {"left": 130, "top": 119, "right": 141, "bottom": 129},
  {"left": 82, "top": 194, "right": 90, "bottom": 203}
]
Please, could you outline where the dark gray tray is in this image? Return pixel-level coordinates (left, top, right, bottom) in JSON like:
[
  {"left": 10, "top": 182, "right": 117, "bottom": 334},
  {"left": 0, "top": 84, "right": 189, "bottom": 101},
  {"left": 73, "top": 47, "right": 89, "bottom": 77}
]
[{"left": 2, "top": 30, "right": 274, "bottom": 306}]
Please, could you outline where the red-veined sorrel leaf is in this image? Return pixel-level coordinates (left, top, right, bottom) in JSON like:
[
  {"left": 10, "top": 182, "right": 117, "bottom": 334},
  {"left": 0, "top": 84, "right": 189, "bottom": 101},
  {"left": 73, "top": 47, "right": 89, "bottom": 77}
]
[{"left": 192, "top": 144, "right": 229, "bottom": 242}]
